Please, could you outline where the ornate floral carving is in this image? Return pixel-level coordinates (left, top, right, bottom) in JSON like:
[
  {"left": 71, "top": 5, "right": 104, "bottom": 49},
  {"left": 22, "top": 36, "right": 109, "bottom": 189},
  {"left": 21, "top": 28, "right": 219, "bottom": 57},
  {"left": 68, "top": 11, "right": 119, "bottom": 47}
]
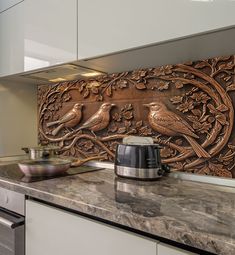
[{"left": 38, "top": 55, "right": 235, "bottom": 178}]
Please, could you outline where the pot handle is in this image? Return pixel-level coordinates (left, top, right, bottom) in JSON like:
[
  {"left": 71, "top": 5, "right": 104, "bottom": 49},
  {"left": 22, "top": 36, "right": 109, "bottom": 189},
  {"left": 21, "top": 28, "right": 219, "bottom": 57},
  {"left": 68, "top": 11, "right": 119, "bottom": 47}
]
[{"left": 21, "top": 147, "right": 29, "bottom": 154}]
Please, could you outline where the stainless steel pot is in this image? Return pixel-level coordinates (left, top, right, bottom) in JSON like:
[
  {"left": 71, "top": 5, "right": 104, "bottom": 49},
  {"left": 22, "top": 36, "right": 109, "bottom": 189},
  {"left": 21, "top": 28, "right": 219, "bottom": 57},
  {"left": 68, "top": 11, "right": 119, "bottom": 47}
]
[
  {"left": 18, "top": 159, "right": 71, "bottom": 177},
  {"left": 21, "top": 146, "right": 60, "bottom": 160}
]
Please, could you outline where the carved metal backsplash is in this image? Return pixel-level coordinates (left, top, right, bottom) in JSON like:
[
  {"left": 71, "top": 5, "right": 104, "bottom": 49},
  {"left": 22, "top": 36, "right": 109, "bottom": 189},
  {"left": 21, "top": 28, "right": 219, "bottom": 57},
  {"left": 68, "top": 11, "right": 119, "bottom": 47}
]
[{"left": 38, "top": 55, "right": 235, "bottom": 178}]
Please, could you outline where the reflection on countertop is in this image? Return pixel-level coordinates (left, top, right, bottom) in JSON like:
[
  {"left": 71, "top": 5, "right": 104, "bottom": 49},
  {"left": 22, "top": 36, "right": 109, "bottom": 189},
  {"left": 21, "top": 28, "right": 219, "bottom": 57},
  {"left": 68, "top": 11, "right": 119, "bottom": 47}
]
[{"left": 0, "top": 167, "right": 235, "bottom": 254}]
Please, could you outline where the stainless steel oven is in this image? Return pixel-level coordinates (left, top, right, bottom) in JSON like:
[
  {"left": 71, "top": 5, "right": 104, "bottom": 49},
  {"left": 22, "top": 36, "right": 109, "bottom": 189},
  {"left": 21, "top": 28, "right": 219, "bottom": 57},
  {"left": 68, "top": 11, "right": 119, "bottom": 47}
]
[{"left": 0, "top": 187, "right": 25, "bottom": 255}]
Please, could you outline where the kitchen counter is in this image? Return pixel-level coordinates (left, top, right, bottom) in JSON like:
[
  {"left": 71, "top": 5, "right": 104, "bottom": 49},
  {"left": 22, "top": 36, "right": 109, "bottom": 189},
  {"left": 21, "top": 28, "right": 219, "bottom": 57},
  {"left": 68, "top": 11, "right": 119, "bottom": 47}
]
[{"left": 0, "top": 167, "right": 235, "bottom": 255}]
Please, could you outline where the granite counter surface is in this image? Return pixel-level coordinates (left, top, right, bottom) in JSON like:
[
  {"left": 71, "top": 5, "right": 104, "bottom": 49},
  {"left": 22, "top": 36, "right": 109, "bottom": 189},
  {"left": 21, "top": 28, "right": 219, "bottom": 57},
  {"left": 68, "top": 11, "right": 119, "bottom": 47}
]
[{"left": 0, "top": 167, "right": 235, "bottom": 255}]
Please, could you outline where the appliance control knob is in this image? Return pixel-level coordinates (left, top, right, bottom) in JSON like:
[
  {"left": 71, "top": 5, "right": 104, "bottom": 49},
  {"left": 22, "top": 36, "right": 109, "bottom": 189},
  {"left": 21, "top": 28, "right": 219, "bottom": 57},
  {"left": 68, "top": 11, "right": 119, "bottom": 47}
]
[{"left": 157, "top": 169, "right": 164, "bottom": 176}]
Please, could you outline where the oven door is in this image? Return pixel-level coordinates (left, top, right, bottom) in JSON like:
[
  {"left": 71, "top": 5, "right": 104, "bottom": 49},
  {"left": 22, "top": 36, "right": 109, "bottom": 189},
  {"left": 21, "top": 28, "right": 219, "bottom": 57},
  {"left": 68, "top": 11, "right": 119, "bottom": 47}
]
[{"left": 0, "top": 207, "right": 24, "bottom": 255}]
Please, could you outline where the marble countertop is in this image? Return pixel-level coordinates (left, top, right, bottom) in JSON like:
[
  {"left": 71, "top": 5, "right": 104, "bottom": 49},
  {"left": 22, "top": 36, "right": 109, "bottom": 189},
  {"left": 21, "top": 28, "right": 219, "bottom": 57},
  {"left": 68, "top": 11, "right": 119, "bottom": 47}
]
[{"left": 0, "top": 167, "right": 235, "bottom": 255}]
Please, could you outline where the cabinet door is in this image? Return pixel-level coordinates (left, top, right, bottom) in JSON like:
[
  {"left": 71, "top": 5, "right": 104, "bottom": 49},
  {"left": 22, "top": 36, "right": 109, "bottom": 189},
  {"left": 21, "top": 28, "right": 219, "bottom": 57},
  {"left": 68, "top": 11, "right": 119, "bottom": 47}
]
[
  {"left": 26, "top": 200, "right": 157, "bottom": 255},
  {"left": 77, "top": 0, "right": 235, "bottom": 59},
  {"left": 0, "top": 0, "right": 77, "bottom": 77},
  {"left": 0, "top": 2, "right": 24, "bottom": 77},
  {"left": 23, "top": 0, "right": 77, "bottom": 72},
  {"left": 0, "top": 0, "right": 23, "bottom": 13},
  {"left": 158, "top": 243, "right": 197, "bottom": 255}
]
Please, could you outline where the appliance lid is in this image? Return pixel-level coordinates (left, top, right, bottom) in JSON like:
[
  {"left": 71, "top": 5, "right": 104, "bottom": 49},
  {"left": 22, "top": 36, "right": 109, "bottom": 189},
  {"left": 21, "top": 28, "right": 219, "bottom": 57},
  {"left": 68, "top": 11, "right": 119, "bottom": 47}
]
[{"left": 123, "top": 136, "right": 154, "bottom": 145}]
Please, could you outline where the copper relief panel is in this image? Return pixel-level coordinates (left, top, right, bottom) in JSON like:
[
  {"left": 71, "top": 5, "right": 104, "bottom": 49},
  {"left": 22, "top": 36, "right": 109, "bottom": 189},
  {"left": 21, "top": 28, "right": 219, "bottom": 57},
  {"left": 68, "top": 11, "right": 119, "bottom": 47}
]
[{"left": 38, "top": 55, "right": 235, "bottom": 178}]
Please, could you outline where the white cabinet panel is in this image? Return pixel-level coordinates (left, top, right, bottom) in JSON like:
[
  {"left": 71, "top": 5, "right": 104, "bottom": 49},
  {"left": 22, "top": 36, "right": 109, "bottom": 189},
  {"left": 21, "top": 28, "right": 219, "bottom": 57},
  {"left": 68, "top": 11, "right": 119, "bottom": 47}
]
[
  {"left": 0, "top": 2, "right": 24, "bottom": 77},
  {"left": 0, "top": 0, "right": 77, "bottom": 77},
  {"left": 24, "top": 0, "right": 77, "bottom": 72},
  {"left": 158, "top": 243, "right": 197, "bottom": 255},
  {"left": 0, "top": 0, "right": 23, "bottom": 13},
  {"left": 26, "top": 200, "right": 157, "bottom": 255},
  {"left": 78, "top": 0, "right": 235, "bottom": 59}
]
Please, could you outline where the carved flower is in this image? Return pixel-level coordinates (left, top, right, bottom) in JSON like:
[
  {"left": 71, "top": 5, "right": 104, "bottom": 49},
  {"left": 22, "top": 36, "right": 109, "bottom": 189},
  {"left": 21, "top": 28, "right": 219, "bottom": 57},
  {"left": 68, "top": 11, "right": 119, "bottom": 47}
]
[
  {"left": 131, "top": 70, "right": 147, "bottom": 81},
  {"left": 176, "top": 100, "right": 194, "bottom": 113},
  {"left": 123, "top": 111, "right": 133, "bottom": 120},
  {"left": 153, "top": 65, "right": 173, "bottom": 76},
  {"left": 170, "top": 96, "right": 183, "bottom": 104},
  {"left": 112, "top": 113, "right": 122, "bottom": 122},
  {"left": 117, "top": 80, "right": 128, "bottom": 89},
  {"left": 139, "top": 126, "right": 152, "bottom": 136},
  {"left": 62, "top": 93, "right": 72, "bottom": 102},
  {"left": 154, "top": 81, "right": 169, "bottom": 91},
  {"left": 190, "top": 92, "right": 210, "bottom": 104},
  {"left": 160, "top": 147, "right": 174, "bottom": 158}
]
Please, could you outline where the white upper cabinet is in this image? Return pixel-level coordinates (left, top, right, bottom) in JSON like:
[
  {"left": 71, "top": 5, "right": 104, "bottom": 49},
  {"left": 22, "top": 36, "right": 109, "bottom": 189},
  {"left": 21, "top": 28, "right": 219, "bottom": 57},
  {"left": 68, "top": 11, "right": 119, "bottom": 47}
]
[
  {"left": 0, "top": 0, "right": 77, "bottom": 77},
  {"left": 0, "top": 0, "right": 23, "bottom": 12},
  {"left": 24, "top": 0, "right": 77, "bottom": 72},
  {"left": 77, "top": 0, "right": 235, "bottom": 59},
  {"left": 0, "top": 1, "right": 24, "bottom": 77}
]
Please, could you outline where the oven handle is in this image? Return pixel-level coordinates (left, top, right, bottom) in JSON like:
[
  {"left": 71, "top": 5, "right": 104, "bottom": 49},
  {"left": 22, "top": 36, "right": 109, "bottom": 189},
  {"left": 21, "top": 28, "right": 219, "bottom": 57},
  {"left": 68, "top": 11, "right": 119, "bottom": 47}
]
[{"left": 0, "top": 215, "right": 24, "bottom": 229}]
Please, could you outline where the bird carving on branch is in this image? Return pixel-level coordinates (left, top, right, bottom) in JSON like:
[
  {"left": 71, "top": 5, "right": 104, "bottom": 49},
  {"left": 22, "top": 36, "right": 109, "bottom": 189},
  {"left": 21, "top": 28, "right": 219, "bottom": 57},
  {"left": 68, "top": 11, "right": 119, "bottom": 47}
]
[
  {"left": 144, "top": 102, "right": 210, "bottom": 158},
  {"left": 78, "top": 103, "right": 115, "bottom": 136},
  {"left": 47, "top": 103, "right": 83, "bottom": 136}
]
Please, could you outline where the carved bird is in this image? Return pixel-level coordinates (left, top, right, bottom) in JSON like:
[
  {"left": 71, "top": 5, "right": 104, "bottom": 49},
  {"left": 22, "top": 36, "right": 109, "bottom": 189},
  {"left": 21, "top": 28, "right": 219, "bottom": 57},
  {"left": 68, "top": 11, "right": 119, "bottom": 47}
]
[
  {"left": 78, "top": 103, "right": 115, "bottom": 135},
  {"left": 144, "top": 102, "right": 210, "bottom": 158},
  {"left": 47, "top": 103, "right": 84, "bottom": 136}
]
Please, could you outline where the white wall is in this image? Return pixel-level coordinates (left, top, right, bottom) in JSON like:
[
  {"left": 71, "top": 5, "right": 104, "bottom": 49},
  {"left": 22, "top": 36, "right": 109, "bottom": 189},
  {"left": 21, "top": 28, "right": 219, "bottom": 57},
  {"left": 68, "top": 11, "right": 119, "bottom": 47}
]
[{"left": 0, "top": 81, "right": 37, "bottom": 156}]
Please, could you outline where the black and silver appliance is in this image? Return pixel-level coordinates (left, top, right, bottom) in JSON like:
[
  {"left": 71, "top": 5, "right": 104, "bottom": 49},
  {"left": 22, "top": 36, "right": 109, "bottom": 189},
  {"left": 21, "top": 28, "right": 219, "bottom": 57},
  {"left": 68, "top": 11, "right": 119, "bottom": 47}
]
[
  {"left": 114, "top": 137, "right": 170, "bottom": 180},
  {"left": 0, "top": 187, "right": 25, "bottom": 255}
]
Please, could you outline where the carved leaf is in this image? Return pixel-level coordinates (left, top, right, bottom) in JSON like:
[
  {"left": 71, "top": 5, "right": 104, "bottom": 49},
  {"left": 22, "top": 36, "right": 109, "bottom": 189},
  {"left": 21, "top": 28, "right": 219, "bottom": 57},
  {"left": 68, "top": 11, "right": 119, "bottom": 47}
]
[
  {"left": 83, "top": 89, "right": 90, "bottom": 98},
  {"left": 219, "top": 61, "right": 234, "bottom": 70},
  {"left": 175, "top": 80, "right": 186, "bottom": 89},
  {"left": 95, "top": 95, "right": 103, "bottom": 101},
  {"left": 226, "top": 84, "right": 235, "bottom": 92},
  {"left": 124, "top": 120, "right": 131, "bottom": 128},
  {"left": 79, "top": 83, "right": 86, "bottom": 93},
  {"left": 218, "top": 56, "right": 231, "bottom": 61},
  {"left": 216, "top": 114, "right": 228, "bottom": 125},
  {"left": 187, "top": 115, "right": 199, "bottom": 123},
  {"left": 175, "top": 139, "right": 183, "bottom": 146},
  {"left": 194, "top": 62, "right": 207, "bottom": 69},
  {"left": 108, "top": 125, "right": 118, "bottom": 133},
  {"left": 208, "top": 116, "right": 215, "bottom": 123},
  {"left": 216, "top": 104, "right": 228, "bottom": 112},
  {"left": 121, "top": 104, "right": 133, "bottom": 112},
  {"left": 136, "top": 120, "right": 143, "bottom": 128},
  {"left": 135, "top": 83, "right": 147, "bottom": 90},
  {"left": 91, "top": 87, "right": 99, "bottom": 94},
  {"left": 117, "top": 127, "right": 127, "bottom": 134},
  {"left": 191, "top": 109, "right": 201, "bottom": 117},
  {"left": 70, "top": 147, "right": 76, "bottom": 156},
  {"left": 106, "top": 86, "right": 112, "bottom": 97}
]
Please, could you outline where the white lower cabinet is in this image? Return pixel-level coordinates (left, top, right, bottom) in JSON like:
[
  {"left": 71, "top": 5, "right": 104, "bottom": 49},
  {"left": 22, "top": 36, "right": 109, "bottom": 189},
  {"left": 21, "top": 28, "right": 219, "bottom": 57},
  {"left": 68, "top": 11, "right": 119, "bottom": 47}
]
[
  {"left": 26, "top": 200, "right": 157, "bottom": 255},
  {"left": 26, "top": 200, "right": 198, "bottom": 255},
  {"left": 158, "top": 243, "right": 197, "bottom": 255}
]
